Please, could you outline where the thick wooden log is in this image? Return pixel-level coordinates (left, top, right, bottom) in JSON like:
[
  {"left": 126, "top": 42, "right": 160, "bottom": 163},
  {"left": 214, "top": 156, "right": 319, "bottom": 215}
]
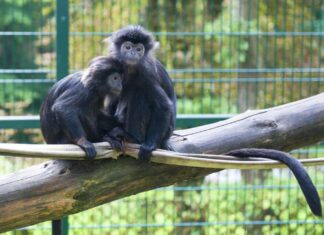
[{"left": 0, "top": 93, "right": 323, "bottom": 232}]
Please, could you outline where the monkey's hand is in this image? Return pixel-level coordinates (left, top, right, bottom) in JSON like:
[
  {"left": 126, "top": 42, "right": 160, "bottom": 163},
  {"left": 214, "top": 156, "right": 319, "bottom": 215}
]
[
  {"left": 109, "top": 127, "right": 139, "bottom": 143},
  {"left": 103, "top": 135, "right": 123, "bottom": 152},
  {"left": 138, "top": 144, "right": 155, "bottom": 162},
  {"left": 76, "top": 138, "right": 97, "bottom": 159}
]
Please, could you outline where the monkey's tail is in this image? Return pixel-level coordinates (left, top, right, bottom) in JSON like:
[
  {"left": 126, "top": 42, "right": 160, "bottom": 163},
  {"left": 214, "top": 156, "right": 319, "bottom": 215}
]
[{"left": 226, "top": 148, "right": 322, "bottom": 217}]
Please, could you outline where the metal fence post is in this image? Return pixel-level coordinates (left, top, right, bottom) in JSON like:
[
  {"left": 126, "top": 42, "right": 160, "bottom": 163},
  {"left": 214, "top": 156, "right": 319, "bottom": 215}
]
[
  {"left": 55, "top": 0, "right": 69, "bottom": 235},
  {"left": 56, "top": 0, "right": 69, "bottom": 80}
]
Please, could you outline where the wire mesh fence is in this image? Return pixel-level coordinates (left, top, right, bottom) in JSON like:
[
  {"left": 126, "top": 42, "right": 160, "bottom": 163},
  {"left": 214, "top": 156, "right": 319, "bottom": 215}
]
[{"left": 0, "top": 0, "right": 323, "bottom": 234}]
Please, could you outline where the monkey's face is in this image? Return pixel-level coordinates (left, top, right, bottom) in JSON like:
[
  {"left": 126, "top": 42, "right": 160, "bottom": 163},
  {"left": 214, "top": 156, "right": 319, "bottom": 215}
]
[
  {"left": 120, "top": 41, "right": 145, "bottom": 66},
  {"left": 106, "top": 72, "right": 123, "bottom": 96}
]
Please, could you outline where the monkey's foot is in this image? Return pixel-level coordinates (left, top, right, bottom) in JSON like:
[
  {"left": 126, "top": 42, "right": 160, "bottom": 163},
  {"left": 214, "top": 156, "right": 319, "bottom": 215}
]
[
  {"left": 138, "top": 144, "right": 155, "bottom": 162},
  {"left": 103, "top": 135, "right": 123, "bottom": 151},
  {"left": 76, "top": 139, "right": 97, "bottom": 159},
  {"left": 109, "top": 127, "right": 139, "bottom": 143}
]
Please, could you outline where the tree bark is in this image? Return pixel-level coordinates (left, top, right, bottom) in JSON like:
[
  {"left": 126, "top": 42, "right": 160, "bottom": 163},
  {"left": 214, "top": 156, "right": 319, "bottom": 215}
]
[{"left": 0, "top": 93, "right": 323, "bottom": 232}]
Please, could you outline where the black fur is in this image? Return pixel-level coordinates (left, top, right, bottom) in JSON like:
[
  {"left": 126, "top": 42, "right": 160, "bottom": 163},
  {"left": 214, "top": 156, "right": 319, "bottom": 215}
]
[
  {"left": 40, "top": 56, "right": 124, "bottom": 158},
  {"left": 227, "top": 148, "right": 322, "bottom": 216},
  {"left": 110, "top": 25, "right": 155, "bottom": 52},
  {"left": 108, "top": 25, "right": 176, "bottom": 161}
]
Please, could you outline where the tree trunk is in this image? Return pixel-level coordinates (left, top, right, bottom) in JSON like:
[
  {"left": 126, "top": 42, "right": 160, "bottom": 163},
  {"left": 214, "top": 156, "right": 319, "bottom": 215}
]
[
  {"left": 0, "top": 93, "right": 323, "bottom": 232},
  {"left": 237, "top": 0, "right": 259, "bottom": 112}
]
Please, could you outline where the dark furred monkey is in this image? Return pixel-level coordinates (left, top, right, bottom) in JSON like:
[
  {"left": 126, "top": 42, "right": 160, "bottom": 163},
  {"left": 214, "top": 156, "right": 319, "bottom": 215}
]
[
  {"left": 107, "top": 25, "right": 321, "bottom": 216},
  {"left": 108, "top": 25, "right": 176, "bottom": 161},
  {"left": 40, "top": 56, "right": 124, "bottom": 159}
]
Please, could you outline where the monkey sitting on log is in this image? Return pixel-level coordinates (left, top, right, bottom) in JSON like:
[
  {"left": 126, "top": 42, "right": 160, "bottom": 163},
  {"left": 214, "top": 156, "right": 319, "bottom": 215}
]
[{"left": 40, "top": 56, "right": 125, "bottom": 159}]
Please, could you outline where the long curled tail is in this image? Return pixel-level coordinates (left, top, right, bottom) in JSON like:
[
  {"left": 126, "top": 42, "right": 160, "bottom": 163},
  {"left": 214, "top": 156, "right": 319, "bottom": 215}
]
[{"left": 226, "top": 148, "right": 322, "bottom": 217}]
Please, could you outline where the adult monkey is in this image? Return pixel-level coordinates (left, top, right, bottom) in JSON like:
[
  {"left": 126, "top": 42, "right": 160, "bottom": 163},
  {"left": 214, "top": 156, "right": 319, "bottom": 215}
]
[
  {"left": 107, "top": 25, "right": 176, "bottom": 161},
  {"left": 107, "top": 25, "right": 321, "bottom": 216}
]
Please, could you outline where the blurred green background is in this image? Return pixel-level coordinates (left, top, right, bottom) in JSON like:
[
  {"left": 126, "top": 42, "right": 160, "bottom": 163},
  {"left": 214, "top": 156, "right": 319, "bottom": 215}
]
[{"left": 0, "top": 0, "right": 323, "bottom": 234}]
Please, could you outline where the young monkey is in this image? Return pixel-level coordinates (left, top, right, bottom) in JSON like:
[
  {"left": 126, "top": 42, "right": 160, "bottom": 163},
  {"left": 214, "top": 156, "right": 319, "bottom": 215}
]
[{"left": 40, "top": 56, "right": 124, "bottom": 159}]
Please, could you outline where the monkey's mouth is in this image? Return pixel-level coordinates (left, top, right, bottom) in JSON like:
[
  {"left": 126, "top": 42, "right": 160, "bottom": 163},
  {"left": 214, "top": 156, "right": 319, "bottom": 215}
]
[
  {"left": 125, "top": 59, "right": 138, "bottom": 66},
  {"left": 111, "top": 88, "right": 122, "bottom": 96}
]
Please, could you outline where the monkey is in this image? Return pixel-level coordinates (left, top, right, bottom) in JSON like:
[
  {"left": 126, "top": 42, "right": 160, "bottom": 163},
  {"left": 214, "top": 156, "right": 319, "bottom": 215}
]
[
  {"left": 106, "top": 25, "right": 321, "bottom": 216},
  {"left": 226, "top": 148, "right": 322, "bottom": 216},
  {"left": 40, "top": 56, "right": 125, "bottom": 159},
  {"left": 41, "top": 56, "right": 128, "bottom": 235},
  {"left": 106, "top": 25, "right": 177, "bottom": 161}
]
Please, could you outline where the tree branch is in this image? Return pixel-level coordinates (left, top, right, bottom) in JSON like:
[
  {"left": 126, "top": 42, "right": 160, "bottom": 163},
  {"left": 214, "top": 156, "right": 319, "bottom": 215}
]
[
  {"left": 1, "top": 142, "right": 324, "bottom": 169},
  {"left": 0, "top": 93, "right": 323, "bottom": 232}
]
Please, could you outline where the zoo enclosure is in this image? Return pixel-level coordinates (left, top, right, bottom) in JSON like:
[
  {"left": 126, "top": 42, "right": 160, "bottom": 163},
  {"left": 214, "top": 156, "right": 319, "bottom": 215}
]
[{"left": 0, "top": 0, "right": 323, "bottom": 234}]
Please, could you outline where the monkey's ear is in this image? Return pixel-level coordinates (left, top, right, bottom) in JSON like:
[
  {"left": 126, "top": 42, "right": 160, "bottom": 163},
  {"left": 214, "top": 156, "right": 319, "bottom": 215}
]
[
  {"left": 103, "top": 36, "right": 116, "bottom": 55},
  {"left": 153, "top": 41, "right": 160, "bottom": 50},
  {"left": 150, "top": 41, "right": 160, "bottom": 55},
  {"left": 103, "top": 36, "right": 112, "bottom": 44}
]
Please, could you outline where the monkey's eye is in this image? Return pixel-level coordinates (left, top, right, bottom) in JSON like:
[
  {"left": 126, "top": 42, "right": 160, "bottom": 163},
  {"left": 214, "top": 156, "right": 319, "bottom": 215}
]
[
  {"left": 126, "top": 45, "right": 131, "bottom": 50},
  {"left": 136, "top": 47, "right": 142, "bottom": 52},
  {"left": 113, "top": 76, "right": 118, "bottom": 81}
]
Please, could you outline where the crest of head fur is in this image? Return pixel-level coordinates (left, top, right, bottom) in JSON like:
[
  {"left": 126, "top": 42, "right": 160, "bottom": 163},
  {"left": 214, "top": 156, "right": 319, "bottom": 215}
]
[{"left": 105, "top": 25, "right": 159, "bottom": 57}]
